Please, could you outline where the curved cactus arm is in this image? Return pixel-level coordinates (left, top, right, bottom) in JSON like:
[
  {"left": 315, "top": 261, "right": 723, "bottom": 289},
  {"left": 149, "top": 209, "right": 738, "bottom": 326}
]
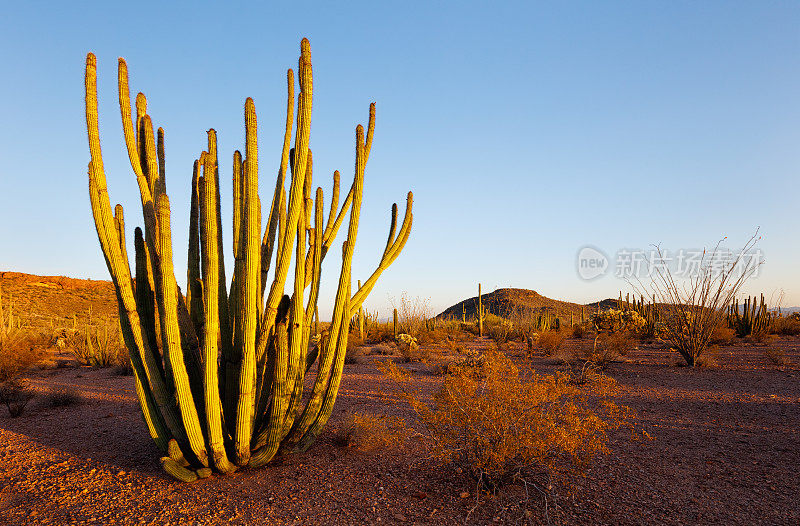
[
  {"left": 117, "top": 58, "right": 153, "bottom": 208},
  {"left": 295, "top": 278, "right": 351, "bottom": 452},
  {"left": 281, "top": 124, "right": 366, "bottom": 452},
  {"left": 349, "top": 192, "right": 413, "bottom": 317},
  {"left": 153, "top": 194, "right": 209, "bottom": 468},
  {"left": 259, "top": 39, "right": 313, "bottom": 354},
  {"left": 279, "top": 196, "right": 311, "bottom": 435},
  {"left": 260, "top": 68, "right": 295, "bottom": 298},
  {"left": 249, "top": 301, "right": 291, "bottom": 465},
  {"left": 87, "top": 54, "right": 186, "bottom": 454}
]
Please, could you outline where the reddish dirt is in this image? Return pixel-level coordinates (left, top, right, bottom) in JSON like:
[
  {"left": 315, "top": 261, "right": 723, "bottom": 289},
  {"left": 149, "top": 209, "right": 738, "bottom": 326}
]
[{"left": 1, "top": 336, "right": 799, "bottom": 525}]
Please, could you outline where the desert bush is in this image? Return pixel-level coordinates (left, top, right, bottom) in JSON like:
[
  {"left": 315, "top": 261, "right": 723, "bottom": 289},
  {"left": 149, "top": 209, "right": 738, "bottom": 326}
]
[
  {"left": 391, "top": 292, "right": 432, "bottom": 339},
  {"left": 399, "top": 344, "right": 432, "bottom": 363},
  {"left": 764, "top": 348, "right": 790, "bottom": 365},
  {"left": 0, "top": 329, "right": 47, "bottom": 383},
  {"left": 67, "top": 318, "right": 128, "bottom": 368},
  {"left": 366, "top": 322, "right": 396, "bottom": 344},
  {"left": 571, "top": 340, "right": 619, "bottom": 370},
  {"left": 709, "top": 326, "right": 736, "bottom": 346},
  {"left": 366, "top": 343, "right": 396, "bottom": 356},
  {"left": 44, "top": 388, "right": 82, "bottom": 408},
  {"left": 344, "top": 336, "right": 366, "bottom": 365},
  {"left": 571, "top": 324, "right": 586, "bottom": 339},
  {"left": 599, "top": 332, "right": 634, "bottom": 357},
  {"left": 379, "top": 349, "right": 634, "bottom": 491},
  {"left": 770, "top": 314, "right": 800, "bottom": 336},
  {"left": 0, "top": 326, "right": 47, "bottom": 417},
  {"left": 537, "top": 330, "right": 565, "bottom": 356},
  {"left": 0, "top": 379, "right": 35, "bottom": 417},
  {"left": 332, "top": 411, "right": 412, "bottom": 452}
]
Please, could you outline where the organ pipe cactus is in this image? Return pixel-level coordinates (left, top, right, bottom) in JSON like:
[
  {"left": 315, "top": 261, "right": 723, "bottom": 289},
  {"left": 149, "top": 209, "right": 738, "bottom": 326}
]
[{"left": 84, "top": 39, "right": 413, "bottom": 480}]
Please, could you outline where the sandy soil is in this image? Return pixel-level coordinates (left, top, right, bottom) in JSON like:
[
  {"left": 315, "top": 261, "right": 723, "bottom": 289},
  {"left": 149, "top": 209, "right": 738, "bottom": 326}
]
[{"left": 1, "top": 336, "right": 799, "bottom": 525}]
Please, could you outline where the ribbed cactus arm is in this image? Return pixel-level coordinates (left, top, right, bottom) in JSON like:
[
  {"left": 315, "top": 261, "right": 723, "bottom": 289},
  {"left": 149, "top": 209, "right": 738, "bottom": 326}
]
[
  {"left": 260, "top": 69, "right": 295, "bottom": 296},
  {"left": 234, "top": 97, "right": 261, "bottom": 465},
  {"left": 198, "top": 160, "right": 236, "bottom": 474}
]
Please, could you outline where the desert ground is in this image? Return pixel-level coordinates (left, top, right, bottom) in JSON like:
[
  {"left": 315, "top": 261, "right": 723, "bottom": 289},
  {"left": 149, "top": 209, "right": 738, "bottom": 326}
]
[{"left": 1, "top": 333, "right": 798, "bottom": 525}]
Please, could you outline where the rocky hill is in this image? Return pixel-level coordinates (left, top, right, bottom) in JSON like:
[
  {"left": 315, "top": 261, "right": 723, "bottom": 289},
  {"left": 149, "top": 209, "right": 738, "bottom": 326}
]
[
  {"left": 0, "top": 271, "right": 118, "bottom": 330},
  {"left": 436, "top": 287, "right": 613, "bottom": 322}
]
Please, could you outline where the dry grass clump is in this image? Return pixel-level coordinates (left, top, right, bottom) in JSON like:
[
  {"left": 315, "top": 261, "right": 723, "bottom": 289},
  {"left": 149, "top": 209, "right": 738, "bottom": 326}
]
[
  {"left": 344, "top": 335, "right": 366, "bottom": 364},
  {"left": 67, "top": 318, "right": 128, "bottom": 368},
  {"left": 537, "top": 330, "right": 565, "bottom": 356},
  {"left": 0, "top": 328, "right": 48, "bottom": 417},
  {"left": 598, "top": 332, "right": 634, "bottom": 357},
  {"left": 709, "top": 326, "right": 736, "bottom": 346},
  {"left": 332, "top": 412, "right": 411, "bottom": 452},
  {"left": 770, "top": 314, "right": 800, "bottom": 336},
  {"left": 399, "top": 344, "right": 432, "bottom": 363},
  {"left": 380, "top": 349, "right": 635, "bottom": 492},
  {"left": 0, "top": 380, "right": 35, "bottom": 417},
  {"left": 764, "top": 348, "right": 790, "bottom": 366},
  {"left": 43, "top": 388, "right": 82, "bottom": 408}
]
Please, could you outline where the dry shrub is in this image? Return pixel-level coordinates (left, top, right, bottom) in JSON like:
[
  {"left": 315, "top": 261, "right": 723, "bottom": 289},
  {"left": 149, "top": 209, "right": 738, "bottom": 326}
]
[
  {"left": 44, "top": 388, "right": 82, "bottom": 408},
  {"left": 0, "top": 330, "right": 48, "bottom": 383},
  {"left": 571, "top": 324, "right": 586, "bottom": 339},
  {"left": 332, "top": 412, "right": 411, "bottom": 452},
  {"left": 537, "top": 330, "right": 565, "bottom": 356},
  {"left": 709, "top": 326, "right": 736, "bottom": 346},
  {"left": 599, "top": 332, "right": 634, "bottom": 357},
  {"left": 0, "top": 380, "right": 35, "bottom": 417},
  {"left": 379, "top": 350, "right": 635, "bottom": 490},
  {"left": 391, "top": 292, "right": 432, "bottom": 339},
  {"left": 345, "top": 336, "right": 366, "bottom": 365},
  {"left": 67, "top": 318, "right": 128, "bottom": 368},
  {"left": 400, "top": 345, "right": 432, "bottom": 363},
  {"left": 366, "top": 343, "right": 396, "bottom": 356},
  {"left": 771, "top": 315, "right": 800, "bottom": 336},
  {"left": 764, "top": 348, "right": 790, "bottom": 366},
  {"left": 366, "top": 323, "right": 395, "bottom": 344}
]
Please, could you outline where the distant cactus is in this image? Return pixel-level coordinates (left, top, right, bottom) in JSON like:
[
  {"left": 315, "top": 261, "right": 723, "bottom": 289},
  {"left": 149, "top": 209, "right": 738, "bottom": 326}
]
[
  {"left": 477, "top": 283, "right": 485, "bottom": 336},
  {"left": 728, "top": 293, "right": 770, "bottom": 337},
  {"left": 84, "top": 39, "right": 413, "bottom": 480}
]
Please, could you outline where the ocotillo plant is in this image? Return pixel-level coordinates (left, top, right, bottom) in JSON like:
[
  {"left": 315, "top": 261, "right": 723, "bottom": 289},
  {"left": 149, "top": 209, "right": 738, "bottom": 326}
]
[{"left": 84, "top": 39, "right": 413, "bottom": 481}]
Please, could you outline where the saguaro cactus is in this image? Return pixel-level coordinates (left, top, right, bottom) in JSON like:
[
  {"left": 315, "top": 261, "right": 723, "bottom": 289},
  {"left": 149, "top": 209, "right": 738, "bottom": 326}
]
[{"left": 84, "top": 39, "right": 413, "bottom": 480}]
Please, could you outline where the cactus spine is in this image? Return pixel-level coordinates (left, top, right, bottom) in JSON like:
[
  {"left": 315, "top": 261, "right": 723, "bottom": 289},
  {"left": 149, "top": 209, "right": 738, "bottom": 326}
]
[{"left": 84, "top": 39, "right": 413, "bottom": 480}]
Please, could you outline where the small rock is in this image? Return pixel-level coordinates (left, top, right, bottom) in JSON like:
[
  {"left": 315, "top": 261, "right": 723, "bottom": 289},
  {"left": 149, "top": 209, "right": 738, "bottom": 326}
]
[{"left": 460, "top": 491, "right": 470, "bottom": 499}]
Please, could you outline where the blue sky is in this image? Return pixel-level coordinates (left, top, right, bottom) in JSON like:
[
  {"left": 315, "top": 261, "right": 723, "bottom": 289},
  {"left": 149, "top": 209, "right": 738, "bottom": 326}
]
[{"left": 1, "top": 1, "right": 798, "bottom": 317}]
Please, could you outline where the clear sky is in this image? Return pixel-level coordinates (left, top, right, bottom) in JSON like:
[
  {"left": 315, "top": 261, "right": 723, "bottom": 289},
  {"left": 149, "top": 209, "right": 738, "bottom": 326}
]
[{"left": 1, "top": 1, "right": 798, "bottom": 318}]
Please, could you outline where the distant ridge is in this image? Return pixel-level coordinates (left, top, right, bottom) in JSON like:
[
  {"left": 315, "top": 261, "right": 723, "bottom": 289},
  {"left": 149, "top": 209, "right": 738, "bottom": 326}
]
[
  {"left": 436, "top": 287, "right": 615, "bottom": 321},
  {"left": 0, "top": 271, "right": 117, "bottom": 329}
]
